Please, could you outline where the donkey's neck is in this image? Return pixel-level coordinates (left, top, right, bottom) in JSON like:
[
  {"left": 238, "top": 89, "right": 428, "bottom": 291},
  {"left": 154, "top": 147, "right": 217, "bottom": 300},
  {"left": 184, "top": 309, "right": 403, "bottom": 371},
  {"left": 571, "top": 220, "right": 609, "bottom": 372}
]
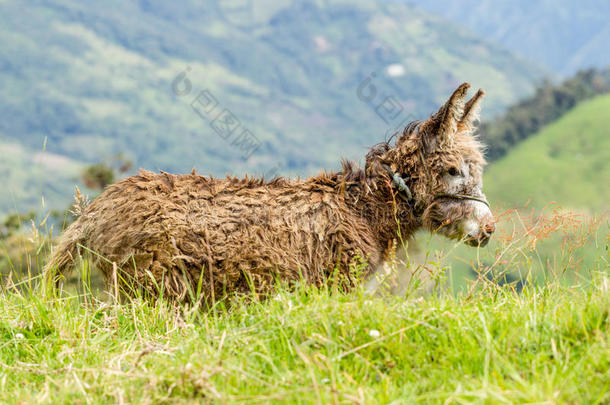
[
  {"left": 359, "top": 184, "right": 420, "bottom": 245},
  {"left": 335, "top": 162, "right": 422, "bottom": 249}
]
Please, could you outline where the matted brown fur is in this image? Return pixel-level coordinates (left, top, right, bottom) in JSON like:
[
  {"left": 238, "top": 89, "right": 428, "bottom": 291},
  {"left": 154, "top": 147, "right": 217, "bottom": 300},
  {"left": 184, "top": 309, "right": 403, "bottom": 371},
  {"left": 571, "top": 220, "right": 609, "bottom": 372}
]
[{"left": 46, "top": 83, "right": 493, "bottom": 303}]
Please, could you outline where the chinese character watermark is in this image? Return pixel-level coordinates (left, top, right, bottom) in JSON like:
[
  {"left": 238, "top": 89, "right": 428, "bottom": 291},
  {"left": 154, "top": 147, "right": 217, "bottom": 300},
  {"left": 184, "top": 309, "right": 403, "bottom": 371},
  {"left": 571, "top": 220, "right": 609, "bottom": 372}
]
[
  {"left": 172, "top": 66, "right": 262, "bottom": 160},
  {"left": 356, "top": 71, "right": 415, "bottom": 138}
]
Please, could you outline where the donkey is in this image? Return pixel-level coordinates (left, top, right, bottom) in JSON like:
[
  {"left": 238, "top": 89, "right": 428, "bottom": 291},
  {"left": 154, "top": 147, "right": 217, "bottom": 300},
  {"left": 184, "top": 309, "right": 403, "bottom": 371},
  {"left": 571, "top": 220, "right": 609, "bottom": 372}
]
[{"left": 46, "top": 83, "right": 495, "bottom": 302}]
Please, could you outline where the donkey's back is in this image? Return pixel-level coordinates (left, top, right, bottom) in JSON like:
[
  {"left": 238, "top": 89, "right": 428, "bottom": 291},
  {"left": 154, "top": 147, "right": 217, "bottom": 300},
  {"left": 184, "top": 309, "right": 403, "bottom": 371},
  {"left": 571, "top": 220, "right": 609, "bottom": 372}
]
[{"left": 46, "top": 169, "right": 380, "bottom": 301}]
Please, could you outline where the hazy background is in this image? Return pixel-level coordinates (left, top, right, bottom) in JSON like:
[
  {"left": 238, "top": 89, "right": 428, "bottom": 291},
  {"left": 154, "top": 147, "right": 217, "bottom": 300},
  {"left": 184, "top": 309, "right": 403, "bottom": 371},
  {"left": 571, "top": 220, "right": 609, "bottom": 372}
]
[{"left": 1, "top": 0, "right": 608, "bottom": 289}]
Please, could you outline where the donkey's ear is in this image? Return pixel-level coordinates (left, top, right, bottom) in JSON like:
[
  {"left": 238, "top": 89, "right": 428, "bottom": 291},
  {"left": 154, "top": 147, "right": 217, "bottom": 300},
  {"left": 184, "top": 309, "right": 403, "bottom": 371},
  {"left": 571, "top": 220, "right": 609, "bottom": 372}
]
[
  {"left": 401, "top": 83, "right": 476, "bottom": 152},
  {"left": 433, "top": 83, "right": 470, "bottom": 140},
  {"left": 460, "top": 89, "right": 485, "bottom": 129},
  {"left": 415, "top": 83, "right": 470, "bottom": 152}
]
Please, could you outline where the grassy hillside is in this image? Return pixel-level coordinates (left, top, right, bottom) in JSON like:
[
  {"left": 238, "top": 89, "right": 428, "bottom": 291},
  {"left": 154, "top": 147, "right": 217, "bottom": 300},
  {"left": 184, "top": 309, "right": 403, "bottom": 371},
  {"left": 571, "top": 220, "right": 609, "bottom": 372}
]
[
  {"left": 484, "top": 94, "right": 610, "bottom": 213},
  {"left": 0, "top": 0, "right": 544, "bottom": 215},
  {"left": 481, "top": 68, "right": 610, "bottom": 162},
  {"left": 0, "top": 271, "right": 608, "bottom": 403}
]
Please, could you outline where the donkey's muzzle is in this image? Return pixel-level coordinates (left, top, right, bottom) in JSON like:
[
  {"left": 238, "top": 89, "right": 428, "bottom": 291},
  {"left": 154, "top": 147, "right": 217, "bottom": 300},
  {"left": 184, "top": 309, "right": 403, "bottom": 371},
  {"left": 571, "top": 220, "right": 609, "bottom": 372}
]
[{"left": 465, "top": 222, "right": 495, "bottom": 247}]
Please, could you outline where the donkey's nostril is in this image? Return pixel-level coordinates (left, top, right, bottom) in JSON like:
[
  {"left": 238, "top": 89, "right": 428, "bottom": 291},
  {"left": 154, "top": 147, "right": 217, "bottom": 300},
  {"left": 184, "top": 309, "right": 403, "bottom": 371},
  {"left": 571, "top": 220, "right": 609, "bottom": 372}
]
[
  {"left": 465, "top": 231, "right": 490, "bottom": 247},
  {"left": 484, "top": 222, "right": 496, "bottom": 234}
]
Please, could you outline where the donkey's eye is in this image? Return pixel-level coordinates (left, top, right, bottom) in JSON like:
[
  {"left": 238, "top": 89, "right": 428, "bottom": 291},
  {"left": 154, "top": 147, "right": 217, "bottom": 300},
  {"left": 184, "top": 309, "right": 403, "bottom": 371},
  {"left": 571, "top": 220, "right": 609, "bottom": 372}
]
[{"left": 448, "top": 167, "right": 460, "bottom": 177}]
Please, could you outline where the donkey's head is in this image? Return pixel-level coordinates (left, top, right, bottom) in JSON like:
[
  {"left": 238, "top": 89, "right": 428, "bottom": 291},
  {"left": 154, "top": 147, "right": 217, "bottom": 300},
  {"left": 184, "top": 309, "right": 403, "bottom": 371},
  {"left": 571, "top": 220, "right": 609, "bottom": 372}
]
[{"left": 374, "top": 83, "right": 495, "bottom": 247}]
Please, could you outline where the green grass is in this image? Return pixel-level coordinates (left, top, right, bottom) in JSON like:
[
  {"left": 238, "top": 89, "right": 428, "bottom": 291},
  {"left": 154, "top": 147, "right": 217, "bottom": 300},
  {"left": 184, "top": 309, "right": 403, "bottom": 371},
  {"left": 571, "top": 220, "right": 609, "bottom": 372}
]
[
  {"left": 0, "top": 201, "right": 607, "bottom": 404},
  {"left": 0, "top": 269, "right": 608, "bottom": 404},
  {"left": 1, "top": 209, "right": 609, "bottom": 404},
  {"left": 0, "top": 213, "right": 610, "bottom": 404}
]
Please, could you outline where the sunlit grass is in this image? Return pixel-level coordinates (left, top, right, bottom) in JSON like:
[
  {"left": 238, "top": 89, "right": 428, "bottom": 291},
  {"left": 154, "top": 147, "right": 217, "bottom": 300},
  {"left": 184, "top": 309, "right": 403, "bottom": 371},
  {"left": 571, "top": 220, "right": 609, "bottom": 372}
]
[
  {"left": 0, "top": 267, "right": 608, "bottom": 403},
  {"left": 1, "top": 192, "right": 608, "bottom": 403}
]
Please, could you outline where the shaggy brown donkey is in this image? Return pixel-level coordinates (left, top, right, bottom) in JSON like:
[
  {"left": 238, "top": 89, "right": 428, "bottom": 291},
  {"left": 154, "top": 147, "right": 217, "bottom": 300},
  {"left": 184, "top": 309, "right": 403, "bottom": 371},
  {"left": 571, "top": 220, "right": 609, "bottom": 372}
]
[{"left": 46, "top": 83, "right": 495, "bottom": 302}]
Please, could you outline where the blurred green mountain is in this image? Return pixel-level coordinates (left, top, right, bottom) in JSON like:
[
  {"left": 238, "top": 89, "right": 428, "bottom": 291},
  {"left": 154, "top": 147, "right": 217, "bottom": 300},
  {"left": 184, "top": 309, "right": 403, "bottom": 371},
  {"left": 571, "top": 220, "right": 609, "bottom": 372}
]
[
  {"left": 0, "top": 139, "right": 82, "bottom": 216},
  {"left": 481, "top": 68, "right": 610, "bottom": 162},
  {"left": 406, "top": 0, "right": 610, "bottom": 76},
  {"left": 0, "top": 0, "right": 545, "bottom": 215},
  {"left": 484, "top": 94, "right": 610, "bottom": 213}
]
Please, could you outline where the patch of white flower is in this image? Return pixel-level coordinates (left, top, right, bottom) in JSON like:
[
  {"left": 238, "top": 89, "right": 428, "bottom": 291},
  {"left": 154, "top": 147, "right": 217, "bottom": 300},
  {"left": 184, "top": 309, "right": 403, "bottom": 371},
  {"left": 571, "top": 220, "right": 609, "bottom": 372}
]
[
  {"left": 368, "top": 329, "right": 381, "bottom": 338},
  {"left": 272, "top": 294, "right": 293, "bottom": 312}
]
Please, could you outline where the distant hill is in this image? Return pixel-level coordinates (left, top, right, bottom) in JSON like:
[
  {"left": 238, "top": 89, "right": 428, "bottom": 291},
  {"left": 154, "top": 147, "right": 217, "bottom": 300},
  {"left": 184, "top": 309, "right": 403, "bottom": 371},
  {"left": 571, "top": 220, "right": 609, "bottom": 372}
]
[
  {"left": 0, "top": 139, "right": 82, "bottom": 216},
  {"left": 483, "top": 94, "right": 610, "bottom": 213},
  {"left": 0, "top": 0, "right": 545, "bottom": 215},
  {"left": 481, "top": 68, "right": 610, "bottom": 162},
  {"left": 405, "top": 0, "right": 610, "bottom": 76}
]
